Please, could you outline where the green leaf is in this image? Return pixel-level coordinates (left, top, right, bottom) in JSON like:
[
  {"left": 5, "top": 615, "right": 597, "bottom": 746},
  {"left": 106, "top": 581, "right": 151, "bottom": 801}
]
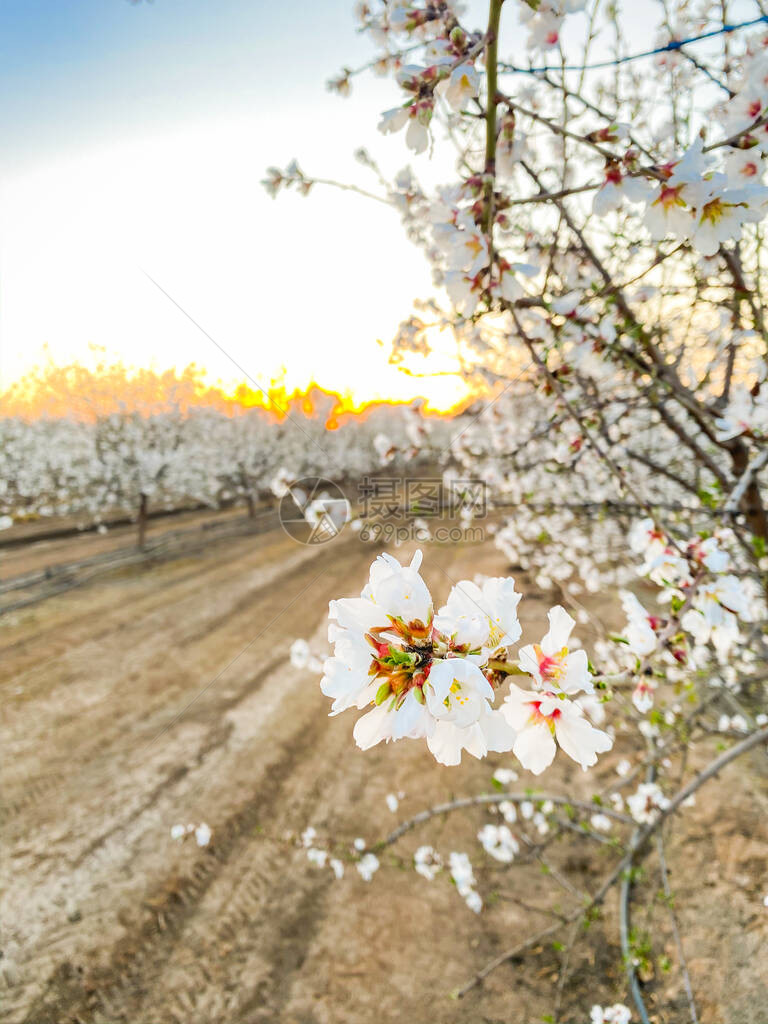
[{"left": 387, "top": 647, "right": 413, "bottom": 666}]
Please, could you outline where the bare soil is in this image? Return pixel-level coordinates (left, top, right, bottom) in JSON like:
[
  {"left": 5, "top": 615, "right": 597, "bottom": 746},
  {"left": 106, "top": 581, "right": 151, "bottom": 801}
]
[{"left": 1, "top": 518, "right": 767, "bottom": 1024}]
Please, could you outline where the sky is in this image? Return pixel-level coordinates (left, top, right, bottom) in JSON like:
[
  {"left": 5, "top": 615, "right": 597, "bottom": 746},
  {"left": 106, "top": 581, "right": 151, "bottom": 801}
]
[
  {"left": 0, "top": 0, "right": 472, "bottom": 408},
  {"left": 0, "top": 0, "right": 747, "bottom": 409}
]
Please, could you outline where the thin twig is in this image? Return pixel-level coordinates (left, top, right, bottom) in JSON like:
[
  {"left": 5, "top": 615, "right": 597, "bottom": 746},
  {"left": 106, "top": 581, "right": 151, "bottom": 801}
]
[{"left": 657, "top": 830, "right": 699, "bottom": 1023}]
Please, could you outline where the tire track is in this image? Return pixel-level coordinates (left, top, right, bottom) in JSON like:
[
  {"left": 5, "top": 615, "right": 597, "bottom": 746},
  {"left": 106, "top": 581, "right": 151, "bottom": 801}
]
[{"left": 19, "top": 708, "right": 330, "bottom": 1024}]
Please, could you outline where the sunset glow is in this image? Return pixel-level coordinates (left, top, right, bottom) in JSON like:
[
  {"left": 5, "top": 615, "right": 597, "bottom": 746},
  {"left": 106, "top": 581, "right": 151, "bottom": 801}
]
[{"left": 0, "top": 357, "right": 485, "bottom": 426}]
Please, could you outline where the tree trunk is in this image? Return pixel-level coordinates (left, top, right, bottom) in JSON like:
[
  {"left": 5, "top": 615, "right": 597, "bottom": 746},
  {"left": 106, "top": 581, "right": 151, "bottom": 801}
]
[
  {"left": 137, "top": 493, "right": 148, "bottom": 549},
  {"left": 246, "top": 492, "right": 256, "bottom": 519},
  {"left": 732, "top": 445, "right": 768, "bottom": 545}
]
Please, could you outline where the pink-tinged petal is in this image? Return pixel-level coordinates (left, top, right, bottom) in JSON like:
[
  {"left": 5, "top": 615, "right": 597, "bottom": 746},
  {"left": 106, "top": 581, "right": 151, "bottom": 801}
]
[
  {"left": 542, "top": 605, "right": 575, "bottom": 655},
  {"left": 554, "top": 708, "right": 613, "bottom": 770},
  {"left": 513, "top": 721, "right": 556, "bottom": 776},
  {"left": 538, "top": 693, "right": 561, "bottom": 717},
  {"left": 500, "top": 685, "right": 539, "bottom": 730}
]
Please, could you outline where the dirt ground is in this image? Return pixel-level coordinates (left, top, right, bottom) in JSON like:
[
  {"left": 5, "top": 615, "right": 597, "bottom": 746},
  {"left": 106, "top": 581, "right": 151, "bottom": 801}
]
[{"left": 1, "top": 516, "right": 767, "bottom": 1024}]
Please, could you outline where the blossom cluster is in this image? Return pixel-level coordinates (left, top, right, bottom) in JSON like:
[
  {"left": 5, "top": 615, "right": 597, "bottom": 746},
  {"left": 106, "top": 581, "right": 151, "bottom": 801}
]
[
  {"left": 321, "top": 549, "right": 612, "bottom": 772},
  {"left": 626, "top": 520, "right": 753, "bottom": 657}
]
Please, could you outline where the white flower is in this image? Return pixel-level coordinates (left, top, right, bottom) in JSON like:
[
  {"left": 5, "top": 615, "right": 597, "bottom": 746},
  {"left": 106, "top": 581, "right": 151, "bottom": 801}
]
[
  {"left": 440, "top": 216, "right": 490, "bottom": 277},
  {"left": 356, "top": 852, "right": 380, "bottom": 881},
  {"left": 414, "top": 845, "right": 443, "bottom": 880},
  {"left": 290, "top": 638, "right": 311, "bottom": 669},
  {"left": 627, "top": 782, "right": 669, "bottom": 823},
  {"left": 695, "top": 574, "right": 748, "bottom": 624},
  {"left": 593, "top": 169, "right": 653, "bottom": 215},
  {"left": 591, "top": 1005, "right": 633, "bottom": 1024},
  {"left": 427, "top": 704, "right": 516, "bottom": 767},
  {"left": 717, "top": 388, "right": 768, "bottom": 439},
  {"left": 694, "top": 536, "right": 731, "bottom": 573},
  {"left": 501, "top": 686, "right": 612, "bottom": 775},
  {"left": 498, "top": 800, "right": 517, "bottom": 823},
  {"left": 590, "top": 813, "right": 612, "bottom": 832},
  {"left": 493, "top": 767, "right": 519, "bottom": 785},
  {"left": 619, "top": 590, "right": 658, "bottom": 656},
  {"left": 270, "top": 466, "right": 293, "bottom": 498},
  {"left": 353, "top": 690, "right": 432, "bottom": 751},
  {"left": 321, "top": 628, "right": 379, "bottom": 716},
  {"left": 643, "top": 183, "right": 692, "bottom": 242},
  {"left": 518, "top": 606, "right": 593, "bottom": 694},
  {"left": 478, "top": 823, "right": 519, "bottom": 862},
  {"left": 576, "top": 692, "right": 606, "bottom": 726},
  {"left": 668, "top": 138, "right": 715, "bottom": 186},
  {"left": 329, "top": 858, "right": 345, "bottom": 879},
  {"left": 629, "top": 518, "right": 665, "bottom": 558},
  {"left": 170, "top": 824, "right": 186, "bottom": 841},
  {"left": 449, "top": 850, "right": 482, "bottom": 910},
  {"left": 364, "top": 549, "right": 433, "bottom": 627},
  {"left": 434, "top": 576, "right": 522, "bottom": 651},
  {"left": 448, "top": 850, "right": 476, "bottom": 891},
  {"left": 307, "top": 847, "right": 328, "bottom": 867},
  {"left": 385, "top": 792, "right": 399, "bottom": 813},
  {"left": 632, "top": 679, "right": 656, "bottom": 714},
  {"left": 373, "top": 431, "right": 396, "bottom": 463},
  {"left": 406, "top": 112, "right": 430, "bottom": 154},
  {"left": 194, "top": 823, "right": 211, "bottom": 847},
  {"left": 301, "top": 826, "right": 317, "bottom": 848},
  {"left": 463, "top": 889, "right": 483, "bottom": 913},
  {"left": 426, "top": 658, "right": 495, "bottom": 727},
  {"left": 689, "top": 184, "right": 768, "bottom": 257},
  {"left": 378, "top": 106, "right": 410, "bottom": 136},
  {"left": 726, "top": 147, "right": 764, "bottom": 183},
  {"left": 439, "top": 62, "right": 480, "bottom": 111}
]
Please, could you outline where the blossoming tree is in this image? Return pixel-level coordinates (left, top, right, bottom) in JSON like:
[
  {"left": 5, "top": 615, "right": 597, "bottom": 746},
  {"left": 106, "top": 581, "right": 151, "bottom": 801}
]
[{"left": 267, "top": 1, "right": 768, "bottom": 1018}]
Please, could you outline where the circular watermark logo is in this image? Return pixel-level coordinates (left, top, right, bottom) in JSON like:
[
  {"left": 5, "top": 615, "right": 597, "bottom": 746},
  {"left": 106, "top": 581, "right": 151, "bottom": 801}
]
[{"left": 278, "top": 477, "right": 350, "bottom": 545}]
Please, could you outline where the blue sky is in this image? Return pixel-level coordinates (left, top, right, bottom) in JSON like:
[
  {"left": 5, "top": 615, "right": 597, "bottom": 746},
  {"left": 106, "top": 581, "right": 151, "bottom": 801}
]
[
  {"left": 0, "top": 0, "right": 750, "bottom": 406},
  {"left": 1, "top": 0, "right": 371, "bottom": 168},
  {"left": 1, "top": 0, "right": 468, "bottom": 404}
]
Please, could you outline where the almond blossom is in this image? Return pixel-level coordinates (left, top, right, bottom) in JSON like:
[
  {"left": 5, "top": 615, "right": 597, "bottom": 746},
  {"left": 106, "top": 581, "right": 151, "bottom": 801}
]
[
  {"left": 437, "top": 62, "right": 480, "bottom": 112},
  {"left": 517, "top": 606, "right": 592, "bottom": 694},
  {"left": 321, "top": 550, "right": 519, "bottom": 765},
  {"left": 500, "top": 687, "right": 613, "bottom": 774},
  {"left": 320, "top": 551, "right": 615, "bottom": 772},
  {"left": 619, "top": 590, "right": 659, "bottom": 657},
  {"left": 499, "top": 607, "right": 611, "bottom": 774},
  {"left": 477, "top": 823, "right": 519, "bottom": 862},
  {"left": 627, "top": 782, "right": 670, "bottom": 824}
]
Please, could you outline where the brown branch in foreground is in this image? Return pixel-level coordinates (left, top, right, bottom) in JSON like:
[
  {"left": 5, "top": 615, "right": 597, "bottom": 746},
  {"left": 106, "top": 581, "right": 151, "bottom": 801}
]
[
  {"left": 373, "top": 792, "right": 634, "bottom": 853},
  {"left": 455, "top": 725, "right": 768, "bottom": 997}
]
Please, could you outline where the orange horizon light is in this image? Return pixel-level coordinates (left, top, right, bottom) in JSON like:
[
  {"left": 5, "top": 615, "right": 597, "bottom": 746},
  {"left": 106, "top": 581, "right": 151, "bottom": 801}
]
[{"left": 0, "top": 359, "right": 484, "bottom": 427}]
